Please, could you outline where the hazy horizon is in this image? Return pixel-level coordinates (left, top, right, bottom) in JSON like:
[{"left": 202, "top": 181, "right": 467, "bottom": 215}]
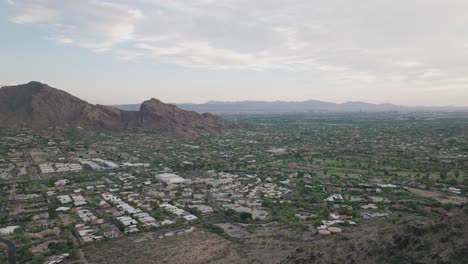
[
  {"left": 110, "top": 98, "right": 467, "bottom": 108},
  {"left": 3, "top": 81, "right": 468, "bottom": 108},
  {"left": 1, "top": 0, "right": 468, "bottom": 106}
]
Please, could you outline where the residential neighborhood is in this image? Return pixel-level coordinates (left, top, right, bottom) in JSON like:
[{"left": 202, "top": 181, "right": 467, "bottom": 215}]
[{"left": 0, "top": 112, "right": 467, "bottom": 263}]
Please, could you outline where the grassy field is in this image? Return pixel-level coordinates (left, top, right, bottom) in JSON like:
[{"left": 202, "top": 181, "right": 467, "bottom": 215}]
[{"left": 29, "top": 149, "right": 48, "bottom": 164}]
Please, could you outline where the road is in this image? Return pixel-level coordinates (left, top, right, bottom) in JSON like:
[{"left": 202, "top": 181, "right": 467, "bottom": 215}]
[
  {"left": 24, "top": 150, "right": 40, "bottom": 180},
  {"left": 0, "top": 238, "right": 16, "bottom": 264}
]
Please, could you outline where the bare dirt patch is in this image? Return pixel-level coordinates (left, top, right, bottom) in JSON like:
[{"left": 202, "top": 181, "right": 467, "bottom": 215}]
[
  {"left": 81, "top": 229, "right": 242, "bottom": 264},
  {"left": 407, "top": 188, "right": 467, "bottom": 204},
  {"left": 215, "top": 223, "right": 250, "bottom": 238},
  {"left": 59, "top": 214, "right": 75, "bottom": 226},
  {"left": 408, "top": 188, "right": 443, "bottom": 198}
]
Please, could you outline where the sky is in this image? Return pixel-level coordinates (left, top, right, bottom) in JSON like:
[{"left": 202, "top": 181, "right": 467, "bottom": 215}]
[{"left": 1, "top": 0, "right": 468, "bottom": 106}]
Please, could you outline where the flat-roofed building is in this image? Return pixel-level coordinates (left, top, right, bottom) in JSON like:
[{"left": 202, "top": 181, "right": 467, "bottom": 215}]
[{"left": 156, "top": 173, "right": 185, "bottom": 184}]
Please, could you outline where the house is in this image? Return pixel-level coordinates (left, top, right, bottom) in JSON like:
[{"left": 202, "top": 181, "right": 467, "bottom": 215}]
[
  {"left": 99, "top": 201, "right": 111, "bottom": 208},
  {"left": 156, "top": 173, "right": 185, "bottom": 184},
  {"left": 91, "top": 219, "right": 104, "bottom": 225},
  {"left": 325, "top": 194, "right": 344, "bottom": 202},
  {"left": 252, "top": 208, "right": 269, "bottom": 220},
  {"left": 117, "top": 216, "right": 138, "bottom": 226},
  {"left": 36, "top": 220, "right": 55, "bottom": 229},
  {"left": 71, "top": 194, "right": 87, "bottom": 206},
  {"left": 104, "top": 230, "right": 120, "bottom": 238},
  {"left": 45, "top": 253, "right": 69, "bottom": 264},
  {"left": 0, "top": 225, "right": 20, "bottom": 235},
  {"left": 56, "top": 207, "right": 71, "bottom": 213},
  {"left": 295, "top": 212, "right": 317, "bottom": 220},
  {"left": 183, "top": 214, "right": 198, "bottom": 221},
  {"left": 39, "top": 163, "right": 55, "bottom": 174},
  {"left": 448, "top": 187, "right": 461, "bottom": 194},
  {"left": 361, "top": 204, "right": 378, "bottom": 210},
  {"left": 109, "top": 208, "right": 123, "bottom": 217},
  {"left": 54, "top": 179, "right": 69, "bottom": 186},
  {"left": 362, "top": 212, "right": 389, "bottom": 219},
  {"left": 188, "top": 205, "right": 214, "bottom": 216},
  {"left": 57, "top": 195, "right": 72, "bottom": 204}
]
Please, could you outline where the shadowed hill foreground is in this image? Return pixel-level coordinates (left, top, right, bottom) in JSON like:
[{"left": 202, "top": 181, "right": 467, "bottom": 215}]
[
  {"left": 77, "top": 206, "right": 468, "bottom": 264},
  {"left": 285, "top": 206, "right": 468, "bottom": 264},
  {"left": 0, "top": 82, "right": 225, "bottom": 136}
]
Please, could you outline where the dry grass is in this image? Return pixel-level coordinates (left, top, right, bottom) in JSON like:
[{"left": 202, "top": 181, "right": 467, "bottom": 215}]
[
  {"left": 81, "top": 229, "right": 242, "bottom": 264},
  {"left": 408, "top": 188, "right": 467, "bottom": 204},
  {"left": 80, "top": 225, "right": 306, "bottom": 264}
]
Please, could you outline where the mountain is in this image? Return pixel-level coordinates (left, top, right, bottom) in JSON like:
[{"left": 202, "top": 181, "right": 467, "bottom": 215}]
[
  {"left": 113, "top": 100, "right": 467, "bottom": 114},
  {"left": 0, "top": 82, "right": 225, "bottom": 135},
  {"left": 137, "top": 98, "right": 225, "bottom": 134}
]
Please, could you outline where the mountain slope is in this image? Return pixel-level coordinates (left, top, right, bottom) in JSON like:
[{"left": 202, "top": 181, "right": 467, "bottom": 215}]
[
  {"left": 285, "top": 206, "right": 468, "bottom": 264},
  {"left": 0, "top": 81, "right": 89, "bottom": 127},
  {"left": 0, "top": 82, "right": 225, "bottom": 135}
]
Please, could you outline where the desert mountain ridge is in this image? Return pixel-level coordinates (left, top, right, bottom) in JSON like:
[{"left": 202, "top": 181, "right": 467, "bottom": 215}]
[
  {"left": 115, "top": 100, "right": 468, "bottom": 114},
  {"left": 0, "top": 81, "right": 225, "bottom": 135}
]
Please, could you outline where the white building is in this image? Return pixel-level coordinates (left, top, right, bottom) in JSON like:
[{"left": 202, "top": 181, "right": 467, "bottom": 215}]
[
  {"left": 39, "top": 163, "right": 55, "bottom": 174},
  {"left": 55, "top": 179, "right": 69, "bottom": 186},
  {"left": 156, "top": 173, "right": 185, "bottom": 184},
  {"left": 0, "top": 225, "right": 20, "bottom": 235},
  {"left": 57, "top": 195, "right": 72, "bottom": 204}
]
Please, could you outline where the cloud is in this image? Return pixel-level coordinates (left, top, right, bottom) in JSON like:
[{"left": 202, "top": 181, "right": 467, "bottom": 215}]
[
  {"left": 151, "top": 42, "right": 281, "bottom": 70},
  {"left": 5, "top": 0, "right": 468, "bottom": 87},
  {"left": 9, "top": 1, "right": 144, "bottom": 52}
]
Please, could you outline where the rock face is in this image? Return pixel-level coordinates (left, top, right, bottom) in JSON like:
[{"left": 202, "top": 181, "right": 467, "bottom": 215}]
[{"left": 0, "top": 81, "right": 225, "bottom": 135}]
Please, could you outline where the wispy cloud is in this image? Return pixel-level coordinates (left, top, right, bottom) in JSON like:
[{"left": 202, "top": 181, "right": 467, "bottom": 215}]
[{"left": 10, "top": 1, "right": 144, "bottom": 53}]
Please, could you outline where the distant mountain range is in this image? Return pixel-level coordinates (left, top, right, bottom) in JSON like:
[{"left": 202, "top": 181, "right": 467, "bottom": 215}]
[
  {"left": 0, "top": 82, "right": 225, "bottom": 136},
  {"left": 113, "top": 100, "right": 468, "bottom": 114}
]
